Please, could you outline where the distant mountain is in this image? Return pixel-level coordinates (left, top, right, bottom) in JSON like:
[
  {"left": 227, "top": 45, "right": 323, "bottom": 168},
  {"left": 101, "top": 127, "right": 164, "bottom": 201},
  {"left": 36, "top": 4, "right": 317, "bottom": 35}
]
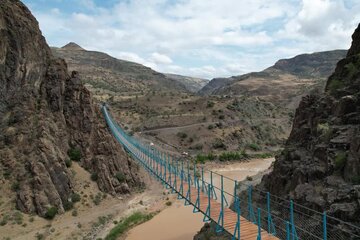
[
  {"left": 52, "top": 44, "right": 206, "bottom": 95},
  {"left": 199, "top": 50, "right": 347, "bottom": 98},
  {"left": 165, "top": 73, "right": 208, "bottom": 92}
]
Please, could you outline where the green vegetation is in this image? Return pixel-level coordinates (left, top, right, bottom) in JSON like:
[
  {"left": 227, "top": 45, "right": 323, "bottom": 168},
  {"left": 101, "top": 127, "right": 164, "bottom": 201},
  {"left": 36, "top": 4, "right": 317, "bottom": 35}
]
[
  {"left": 93, "top": 192, "right": 103, "bottom": 205},
  {"left": 212, "top": 138, "right": 226, "bottom": 150},
  {"left": 91, "top": 172, "right": 98, "bottom": 181},
  {"left": 105, "top": 212, "right": 154, "bottom": 240},
  {"left": 165, "top": 201, "right": 172, "bottom": 206},
  {"left": 71, "top": 193, "right": 81, "bottom": 203},
  {"left": 115, "top": 172, "right": 126, "bottom": 183},
  {"left": 327, "top": 79, "right": 344, "bottom": 94},
  {"left": 334, "top": 152, "right": 347, "bottom": 170},
  {"left": 68, "top": 148, "right": 81, "bottom": 162},
  {"left": 195, "top": 153, "right": 216, "bottom": 164},
  {"left": 11, "top": 181, "right": 20, "bottom": 191},
  {"left": 45, "top": 207, "right": 58, "bottom": 220},
  {"left": 63, "top": 200, "right": 74, "bottom": 211},
  {"left": 218, "top": 152, "right": 243, "bottom": 161},
  {"left": 317, "top": 122, "right": 332, "bottom": 141},
  {"left": 176, "top": 132, "right": 187, "bottom": 139},
  {"left": 351, "top": 176, "right": 360, "bottom": 184},
  {"left": 250, "top": 153, "right": 274, "bottom": 159},
  {"left": 247, "top": 143, "right": 261, "bottom": 151},
  {"left": 207, "top": 124, "right": 215, "bottom": 130},
  {"left": 65, "top": 159, "right": 72, "bottom": 168},
  {"left": 206, "top": 101, "right": 215, "bottom": 108}
]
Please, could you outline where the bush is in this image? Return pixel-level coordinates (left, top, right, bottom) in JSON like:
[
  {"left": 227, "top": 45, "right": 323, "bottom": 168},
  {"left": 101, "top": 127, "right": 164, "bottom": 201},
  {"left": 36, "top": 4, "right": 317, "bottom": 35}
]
[
  {"left": 68, "top": 148, "right": 81, "bottom": 162},
  {"left": 212, "top": 139, "right": 226, "bottom": 150},
  {"left": 11, "top": 182, "right": 20, "bottom": 191},
  {"left": 207, "top": 124, "right": 214, "bottom": 130},
  {"left": 72, "top": 209, "right": 78, "bottom": 217},
  {"left": 91, "top": 172, "right": 98, "bottom": 181},
  {"left": 45, "top": 207, "right": 58, "bottom": 220},
  {"left": 328, "top": 79, "right": 344, "bottom": 94},
  {"left": 206, "top": 101, "right": 215, "bottom": 108},
  {"left": 334, "top": 152, "right": 347, "bottom": 170},
  {"left": 176, "top": 132, "right": 187, "bottom": 139},
  {"left": 65, "top": 159, "right": 72, "bottom": 168},
  {"left": 246, "top": 176, "right": 253, "bottom": 181},
  {"left": 115, "top": 172, "right": 126, "bottom": 183},
  {"left": 219, "top": 115, "right": 225, "bottom": 120},
  {"left": 196, "top": 153, "right": 216, "bottom": 164},
  {"left": 219, "top": 152, "right": 243, "bottom": 161},
  {"left": 71, "top": 193, "right": 81, "bottom": 203},
  {"left": 63, "top": 201, "right": 74, "bottom": 211},
  {"left": 247, "top": 143, "right": 261, "bottom": 151},
  {"left": 165, "top": 201, "right": 172, "bottom": 206}
]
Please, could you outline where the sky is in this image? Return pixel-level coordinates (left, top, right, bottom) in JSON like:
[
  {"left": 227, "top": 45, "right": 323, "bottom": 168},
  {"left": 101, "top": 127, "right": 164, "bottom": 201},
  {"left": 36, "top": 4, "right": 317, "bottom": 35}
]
[{"left": 23, "top": 0, "right": 360, "bottom": 79}]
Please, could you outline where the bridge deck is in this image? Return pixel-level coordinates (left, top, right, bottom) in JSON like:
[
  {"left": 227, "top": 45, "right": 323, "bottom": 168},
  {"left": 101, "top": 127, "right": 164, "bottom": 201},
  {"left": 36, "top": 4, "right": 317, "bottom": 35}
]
[{"left": 104, "top": 107, "right": 279, "bottom": 240}]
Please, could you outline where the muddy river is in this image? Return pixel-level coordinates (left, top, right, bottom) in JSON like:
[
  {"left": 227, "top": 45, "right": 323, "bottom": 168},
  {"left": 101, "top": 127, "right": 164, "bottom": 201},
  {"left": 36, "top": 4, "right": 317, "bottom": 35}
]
[{"left": 125, "top": 158, "right": 274, "bottom": 240}]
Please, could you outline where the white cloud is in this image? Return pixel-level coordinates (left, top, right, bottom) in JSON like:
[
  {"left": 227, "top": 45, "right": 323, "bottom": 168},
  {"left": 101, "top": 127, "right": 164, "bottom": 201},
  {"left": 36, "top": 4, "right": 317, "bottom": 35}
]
[
  {"left": 28, "top": 0, "right": 360, "bottom": 79},
  {"left": 149, "top": 52, "right": 173, "bottom": 64}
]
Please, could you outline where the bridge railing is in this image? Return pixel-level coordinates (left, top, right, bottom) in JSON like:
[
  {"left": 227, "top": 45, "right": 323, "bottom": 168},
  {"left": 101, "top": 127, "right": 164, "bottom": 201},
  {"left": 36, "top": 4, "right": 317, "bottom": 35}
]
[{"left": 102, "top": 105, "right": 360, "bottom": 240}]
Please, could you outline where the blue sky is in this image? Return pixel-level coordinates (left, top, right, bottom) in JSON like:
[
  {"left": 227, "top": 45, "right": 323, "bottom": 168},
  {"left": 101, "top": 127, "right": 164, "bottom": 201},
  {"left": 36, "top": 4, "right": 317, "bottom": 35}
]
[{"left": 23, "top": 0, "right": 360, "bottom": 79}]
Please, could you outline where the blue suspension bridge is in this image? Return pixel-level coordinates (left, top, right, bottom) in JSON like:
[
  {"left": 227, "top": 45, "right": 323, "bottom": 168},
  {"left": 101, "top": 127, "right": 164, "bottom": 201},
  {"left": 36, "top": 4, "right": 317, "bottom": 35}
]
[{"left": 102, "top": 105, "right": 360, "bottom": 240}]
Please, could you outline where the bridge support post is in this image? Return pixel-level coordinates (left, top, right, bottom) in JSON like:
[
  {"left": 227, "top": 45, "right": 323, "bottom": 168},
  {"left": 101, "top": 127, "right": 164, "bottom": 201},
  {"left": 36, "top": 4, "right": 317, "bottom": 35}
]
[
  {"left": 178, "top": 161, "right": 184, "bottom": 199},
  {"left": 323, "top": 212, "right": 327, "bottom": 240},
  {"left": 185, "top": 172, "right": 191, "bottom": 206},
  {"left": 203, "top": 182, "right": 211, "bottom": 222},
  {"left": 248, "top": 186, "right": 256, "bottom": 223},
  {"left": 267, "top": 192, "right": 276, "bottom": 235},
  {"left": 290, "top": 200, "right": 298, "bottom": 240},
  {"left": 232, "top": 196, "right": 241, "bottom": 240},
  {"left": 216, "top": 175, "right": 224, "bottom": 233},
  {"left": 193, "top": 177, "right": 200, "bottom": 213},
  {"left": 286, "top": 221, "right": 290, "bottom": 240},
  {"left": 201, "top": 167, "right": 204, "bottom": 193},
  {"left": 257, "top": 208, "right": 261, "bottom": 240},
  {"left": 210, "top": 171, "right": 217, "bottom": 200}
]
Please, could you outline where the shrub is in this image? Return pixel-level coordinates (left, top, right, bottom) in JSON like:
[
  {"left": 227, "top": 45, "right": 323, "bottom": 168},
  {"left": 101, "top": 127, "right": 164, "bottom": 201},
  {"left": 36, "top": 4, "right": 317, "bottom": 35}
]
[
  {"left": 71, "top": 193, "right": 81, "bottom": 203},
  {"left": 196, "top": 153, "right": 216, "bottom": 164},
  {"left": 212, "top": 139, "right": 226, "bottom": 150},
  {"left": 219, "top": 152, "right": 242, "bottom": 161},
  {"left": 63, "top": 201, "right": 74, "bottom": 211},
  {"left": 206, "top": 101, "right": 215, "bottom": 108},
  {"left": 91, "top": 172, "right": 98, "bottom": 181},
  {"left": 11, "top": 182, "right": 20, "bottom": 191},
  {"left": 68, "top": 148, "right": 81, "bottom": 162},
  {"left": 328, "top": 79, "right": 344, "bottom": 94},
  {"left": 352, "top": 176, "right": 360, "bottom": 185},
  {"left": 218, "top": 115, "right": 225, "bottom": 120},
  {"left": 72, "top": 209, "right": 78, "bottom": 217},
  {"left": 45, "top": 207, "right": 58, "bottom": 220},
  {"left": 334, "top": 152, "right": 347, "bottom": 170},
  {"left": 247, "top": 143, "right": 261, "bottom": 151},
  {"left": 207, "top": 124, "right": 214, "bottom": 130},
  {"left": 165, "top": 201, "right": 172, "bottom": 206},
  {"left": 115, "top": 172, "right": 126, "bottom": 183},
  {"left": 246, "top": 176, "right": 253, "bottom": 181},
  {"left": 317, "top": 123, "right": 332, "bottom": 141},
  {"left": 65, "top": 159, "right": 72, "bottom": 168},
  {"left": 176, "top": 132, "right": 187, "bottom": 139}
]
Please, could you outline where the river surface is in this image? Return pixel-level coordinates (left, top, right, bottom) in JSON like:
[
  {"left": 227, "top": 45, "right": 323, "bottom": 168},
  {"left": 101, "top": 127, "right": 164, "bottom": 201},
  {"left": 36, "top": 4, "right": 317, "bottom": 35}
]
[{"left": 125, "top": 158, "right": 274, "bottom": 240}]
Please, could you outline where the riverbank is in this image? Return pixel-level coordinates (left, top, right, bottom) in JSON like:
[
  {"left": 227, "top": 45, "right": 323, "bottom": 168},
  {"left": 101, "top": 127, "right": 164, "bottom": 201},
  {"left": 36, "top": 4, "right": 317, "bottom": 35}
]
[{"left": 124, "top": 158, "right": 275, "bottom": 240}]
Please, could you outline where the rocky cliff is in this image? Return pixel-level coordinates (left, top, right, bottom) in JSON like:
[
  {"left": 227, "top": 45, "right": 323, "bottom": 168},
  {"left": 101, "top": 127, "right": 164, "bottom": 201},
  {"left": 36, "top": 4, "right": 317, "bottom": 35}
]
[
  {"left": 0, "top": 0, "right": 142, "bottom": 217},
  {"left": 261, "top": 24, "right": 360, "bottom": 223}
]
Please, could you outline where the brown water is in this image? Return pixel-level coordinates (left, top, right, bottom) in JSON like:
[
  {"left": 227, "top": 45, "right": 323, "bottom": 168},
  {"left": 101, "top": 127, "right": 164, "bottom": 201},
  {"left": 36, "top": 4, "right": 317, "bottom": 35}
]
[{"left": 125, "top": 158, "right": 274, "bottom": 240}]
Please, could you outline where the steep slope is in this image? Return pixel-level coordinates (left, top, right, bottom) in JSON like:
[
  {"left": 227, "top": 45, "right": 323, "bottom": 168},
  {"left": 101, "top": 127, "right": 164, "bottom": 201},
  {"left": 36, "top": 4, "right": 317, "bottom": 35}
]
[
  {"left": 0, "top": 0, "right": 142, "bottom": 217},
  {"left": 165, "top": 73, "right": 208, "bottom": 92},
  {"left": 199, "top": 50, "right": 347, "bottom": 100},
  {"left": 261, "top": 24, "right": 360, "bottom": 225},
  {"left": 51, "top": 44, "right": 188, "bottom": 96}
]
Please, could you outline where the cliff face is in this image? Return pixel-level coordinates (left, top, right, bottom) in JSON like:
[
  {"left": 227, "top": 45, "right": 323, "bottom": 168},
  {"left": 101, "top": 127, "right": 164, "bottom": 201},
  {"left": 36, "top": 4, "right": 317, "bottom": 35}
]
[
  {"left": 262, "top": 24, "right": 360, "bottom": 223},
  {"left": 0, "top": 0, "right": 142, "bottom": 217}
]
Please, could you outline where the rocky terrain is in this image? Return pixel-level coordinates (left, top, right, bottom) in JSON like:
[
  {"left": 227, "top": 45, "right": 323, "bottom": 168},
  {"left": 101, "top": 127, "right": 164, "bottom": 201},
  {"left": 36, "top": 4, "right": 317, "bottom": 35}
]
[
  {"left": 261, "top": 24, "right": 360, "bottom": 225},
  {"left": 165, "top": 73, "right": 208, "bottom": 92},
  {"left": 194, "top": 24, "right": 360, "bottom": 240},
  {"left": 0, "top": 0, "right": 143, "bottom": 218}
]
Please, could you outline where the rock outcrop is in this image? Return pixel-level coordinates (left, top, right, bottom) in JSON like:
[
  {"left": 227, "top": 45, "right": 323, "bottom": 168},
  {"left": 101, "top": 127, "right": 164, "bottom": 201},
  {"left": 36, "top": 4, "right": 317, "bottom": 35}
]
[
  {"left": 261, "top": 24, "right": 360, "bottom": 224},
  {"left": 0, "top": 0, "right": 142, "bottom": 217}
]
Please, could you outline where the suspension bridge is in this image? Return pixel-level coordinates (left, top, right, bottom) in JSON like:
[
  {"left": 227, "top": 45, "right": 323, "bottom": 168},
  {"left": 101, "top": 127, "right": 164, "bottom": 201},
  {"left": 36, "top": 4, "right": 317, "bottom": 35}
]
[{"left": 102, "top": 105, "right": 360, "bottom": 240}]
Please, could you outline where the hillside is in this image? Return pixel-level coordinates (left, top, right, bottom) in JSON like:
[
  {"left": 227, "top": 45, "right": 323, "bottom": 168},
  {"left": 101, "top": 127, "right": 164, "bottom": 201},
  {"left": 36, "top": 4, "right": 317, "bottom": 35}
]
[
  {"left": 51, "top": 44, "right": 204, "bottom": 98},
  {"left": 199, "top": 50, "right": 347, "bottom": 102},
  {"left": 165, "top": 73, "right": 208, "bottom": 92},
  {"left": 0, "top": 0, "right": 142, "bottom": 220},
  {"left": 260, "top": 24, "right": 360, "bottom": 231}
]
